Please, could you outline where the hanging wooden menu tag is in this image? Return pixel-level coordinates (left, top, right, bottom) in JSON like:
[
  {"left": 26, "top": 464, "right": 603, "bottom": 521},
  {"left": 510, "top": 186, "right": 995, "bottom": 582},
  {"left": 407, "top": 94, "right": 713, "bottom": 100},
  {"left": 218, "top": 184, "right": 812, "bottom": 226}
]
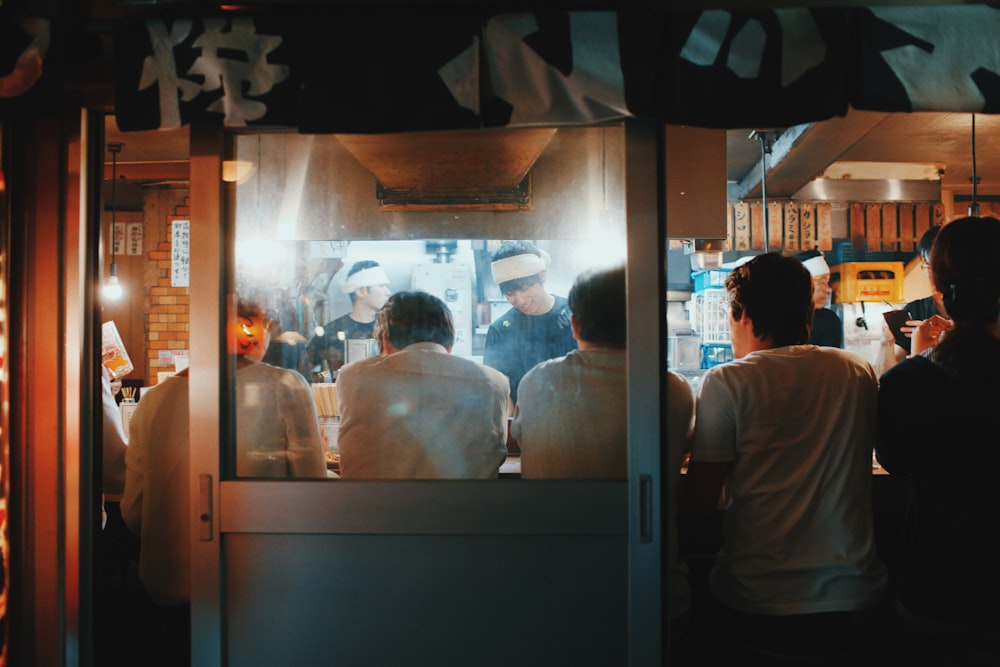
[
  {"left": 882, "top": 203, "right": 898, "bottom": 252},
  {"left": 784, "top": 202, "right": 800, "bottom": 252},
  {"left": 768, "top": 202, "right": 784, "bottom": 251},
  {"left": 898, "top": 203, "right": 915, "bottom": 252},
  {"left": 915, "top": 203, "right": 931, "bottom": 241},
  {"left": 817, "top": 202, "right": 833, "bottom": 251},
  {"left": 733, "top": 202, "right": 750, "bottom": 251},
  {"left": 799, "top": 203, "right": 816, "bottom": 250},
  {"left": 750, "top": 202, "right": 765, "bottom": 251},
  {"left": 850, "top": 203, "right": 866, "bottom": 251},
  {"left": 867, "top": 204, "right": 882, "bottom": 251},
  {"left": 933, "top": 203, "right": 946, "bottom": 227}
]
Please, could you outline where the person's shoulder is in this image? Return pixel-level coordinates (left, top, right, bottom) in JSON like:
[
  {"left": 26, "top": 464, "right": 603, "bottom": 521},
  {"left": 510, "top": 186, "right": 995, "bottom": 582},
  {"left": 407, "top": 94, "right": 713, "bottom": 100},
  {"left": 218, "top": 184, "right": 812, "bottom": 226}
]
[
  {"left": 245, "top": 360, "right": 310, "bottom": 384},
  {"left": 472, "top": 359, "right": 511, "bottom": 391}
]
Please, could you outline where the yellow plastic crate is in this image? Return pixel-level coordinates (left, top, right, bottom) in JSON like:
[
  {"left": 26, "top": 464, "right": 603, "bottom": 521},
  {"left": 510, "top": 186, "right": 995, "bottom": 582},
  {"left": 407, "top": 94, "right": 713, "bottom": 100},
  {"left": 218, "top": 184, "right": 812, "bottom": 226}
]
[{"left": 830, "top": 261, "right": 905, "bottom": 303}]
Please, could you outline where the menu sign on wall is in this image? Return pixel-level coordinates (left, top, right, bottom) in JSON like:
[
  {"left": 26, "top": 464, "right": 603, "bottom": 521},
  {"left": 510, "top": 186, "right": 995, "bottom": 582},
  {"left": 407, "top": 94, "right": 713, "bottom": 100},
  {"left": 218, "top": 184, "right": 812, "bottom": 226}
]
[{"left": 171, "top": 219, "right": 190, "bottom": 287}]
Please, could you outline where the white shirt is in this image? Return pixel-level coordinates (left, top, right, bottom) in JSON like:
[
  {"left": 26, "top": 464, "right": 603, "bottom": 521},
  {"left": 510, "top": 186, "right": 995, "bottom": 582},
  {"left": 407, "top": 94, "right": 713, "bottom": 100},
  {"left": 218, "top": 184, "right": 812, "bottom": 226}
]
[
  {"left": 512, "top": 348, "right": 627, "bottom": 480},
  {"left": 336, "top": 343, "right": 510, "bottom": 479},
  {"left": 691, "top": 345, "right": 887, "bottom": 615},
  {"left": 121, "top": 362, "right": 327, "bottom": 605}
]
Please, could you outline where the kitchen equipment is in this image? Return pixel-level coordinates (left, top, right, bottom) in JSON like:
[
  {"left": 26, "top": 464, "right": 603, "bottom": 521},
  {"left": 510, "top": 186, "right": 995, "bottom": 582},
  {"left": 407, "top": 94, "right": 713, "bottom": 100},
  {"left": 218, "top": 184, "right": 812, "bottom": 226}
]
[
  {"left": 344, "top": 338, "right": 378, "bottom": 365},
  {"left": 667, "top": 335, "right": 702, "bottom": 371},
  {"left": 411, "top": 261, "right": 474, "bottom": 357}
]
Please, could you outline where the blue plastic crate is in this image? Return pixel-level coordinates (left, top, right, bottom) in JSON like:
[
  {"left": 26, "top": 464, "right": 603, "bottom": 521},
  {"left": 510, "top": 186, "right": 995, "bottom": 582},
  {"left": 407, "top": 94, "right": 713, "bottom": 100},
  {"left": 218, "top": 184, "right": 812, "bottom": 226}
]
[
  {"left": 701, "top": 343, "right": 734, "bottom": 369},
  {"left": 692, "top": 268, "right": 731, "bottom": 292}
]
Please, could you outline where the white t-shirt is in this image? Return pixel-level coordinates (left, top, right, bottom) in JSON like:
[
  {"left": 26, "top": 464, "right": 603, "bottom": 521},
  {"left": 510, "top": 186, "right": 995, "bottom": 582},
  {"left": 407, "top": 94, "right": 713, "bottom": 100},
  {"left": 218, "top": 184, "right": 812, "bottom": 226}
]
[{"left": 691, "top": 344, "right": 887, "bottom": 615}]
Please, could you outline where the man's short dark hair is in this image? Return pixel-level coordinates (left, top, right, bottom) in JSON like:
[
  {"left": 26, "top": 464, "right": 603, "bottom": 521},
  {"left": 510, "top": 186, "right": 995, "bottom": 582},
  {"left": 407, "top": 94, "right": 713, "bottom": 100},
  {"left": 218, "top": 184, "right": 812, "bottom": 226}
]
[
  {"left": 374, "top": 290, "right": 455, "bottom": 351},
  {"left": 726, "top": 253, "right": 813, "bottom": 347},
  {"left": 568, "top": 265, "right": 626, "bottom": 348}
]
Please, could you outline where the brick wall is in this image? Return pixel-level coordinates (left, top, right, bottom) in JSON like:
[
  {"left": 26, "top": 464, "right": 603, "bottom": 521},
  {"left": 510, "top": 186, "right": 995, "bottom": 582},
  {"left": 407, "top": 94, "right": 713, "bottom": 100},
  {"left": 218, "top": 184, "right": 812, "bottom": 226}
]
[{"left": 143, "top": 192, "right": 191, "bottom": 384}]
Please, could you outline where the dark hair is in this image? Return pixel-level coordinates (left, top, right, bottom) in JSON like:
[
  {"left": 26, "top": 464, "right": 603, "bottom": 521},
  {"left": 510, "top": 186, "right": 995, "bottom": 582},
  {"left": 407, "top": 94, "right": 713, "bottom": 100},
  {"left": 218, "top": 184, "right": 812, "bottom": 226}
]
[
  {"left": 237, "top": 297, "right": 265, "bottom": 322},
  {"left": 568, "top": 265, "right": 626, "bottom": 348},
  {"left": 725, "top": 253, "right": 813, "bottom": 347},
  {"left": 917, "top": 225, "right": 940, "bottom": 261},
  {"left": 928, "top": 216, "right": 1000, "bottom": 373},
  {"left": 374, "top": 290, "right": 455, "bottom": 351},
  {"left": 345, "top": 260, "right": 382, "bottom": 304},
  {"left": 492, "top": 240, "right": 544, "bottom": 295}
]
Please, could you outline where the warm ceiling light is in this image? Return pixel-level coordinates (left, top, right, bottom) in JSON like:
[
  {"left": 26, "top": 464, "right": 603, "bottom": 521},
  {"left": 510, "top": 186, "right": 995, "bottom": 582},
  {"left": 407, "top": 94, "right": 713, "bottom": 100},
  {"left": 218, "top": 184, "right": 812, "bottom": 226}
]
[
  {"left": 103, "top": 266, "right": 123, "bottom": 300},
  {"left": 222, "top": 160, "right": 255, "bottom": 184}
]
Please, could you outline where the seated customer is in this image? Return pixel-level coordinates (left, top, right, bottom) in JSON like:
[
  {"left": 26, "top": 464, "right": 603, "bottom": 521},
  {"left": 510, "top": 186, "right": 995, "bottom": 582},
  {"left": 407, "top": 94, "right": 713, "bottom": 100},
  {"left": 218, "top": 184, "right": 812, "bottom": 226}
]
[
  {"left": 336, "top": 290, "right": 510, "bottom": 479},
  {"left": 876, "top": 216, "right": 1000, "bottom": 663},
  {"left": 121, "top": 299, "right": 327, "bottom": 607},
  {"left": 512, "top": 264, "right": 625, "bottom": 479},
  {"left": 683, "top": 253, "right": 887, "bottom": 659}
]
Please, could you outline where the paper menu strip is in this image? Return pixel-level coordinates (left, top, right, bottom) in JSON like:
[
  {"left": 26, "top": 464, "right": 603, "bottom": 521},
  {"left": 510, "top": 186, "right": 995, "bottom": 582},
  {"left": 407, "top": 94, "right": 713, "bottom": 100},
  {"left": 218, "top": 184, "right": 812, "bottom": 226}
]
[{"left": 101, "top": 320, "right": 134, "bottom": 380}]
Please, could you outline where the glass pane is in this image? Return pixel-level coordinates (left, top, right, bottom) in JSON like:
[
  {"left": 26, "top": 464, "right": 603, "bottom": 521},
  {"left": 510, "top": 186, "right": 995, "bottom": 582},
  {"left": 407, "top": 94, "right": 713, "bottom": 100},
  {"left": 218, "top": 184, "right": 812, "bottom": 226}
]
[{"left": 228, "top": 125, "right": 627, "bottom": 480}]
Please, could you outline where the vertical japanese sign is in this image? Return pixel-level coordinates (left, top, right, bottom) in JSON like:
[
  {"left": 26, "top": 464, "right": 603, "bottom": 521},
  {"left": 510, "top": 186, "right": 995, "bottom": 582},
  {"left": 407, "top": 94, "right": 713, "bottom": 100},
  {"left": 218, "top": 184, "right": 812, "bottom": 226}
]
[
  {"left": 113, "top": 222, "right": 126, "bottom": 256},
  {"left": 127, "top": 223, "right": 143, "bottom": 255},
  {"left": 171, "top": 219, "right": 190, "bottom": 287}
]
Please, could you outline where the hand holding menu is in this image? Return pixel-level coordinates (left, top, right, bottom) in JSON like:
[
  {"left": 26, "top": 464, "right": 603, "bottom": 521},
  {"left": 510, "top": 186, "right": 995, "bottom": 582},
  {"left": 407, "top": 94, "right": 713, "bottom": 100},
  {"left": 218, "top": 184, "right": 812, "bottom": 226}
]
[{"left": 883, "top": 309, "right": 913, "bottom": 349}]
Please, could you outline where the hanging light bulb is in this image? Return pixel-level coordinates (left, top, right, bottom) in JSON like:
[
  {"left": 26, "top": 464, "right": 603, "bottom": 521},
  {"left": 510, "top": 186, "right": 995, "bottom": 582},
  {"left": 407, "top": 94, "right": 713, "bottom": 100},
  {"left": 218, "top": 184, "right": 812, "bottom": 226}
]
[
  {"left": 104, "top": 263, "right": 123, "bottom": 300},
  {"left": 103, "top": 142, "right": 124, "bottom": 300}
]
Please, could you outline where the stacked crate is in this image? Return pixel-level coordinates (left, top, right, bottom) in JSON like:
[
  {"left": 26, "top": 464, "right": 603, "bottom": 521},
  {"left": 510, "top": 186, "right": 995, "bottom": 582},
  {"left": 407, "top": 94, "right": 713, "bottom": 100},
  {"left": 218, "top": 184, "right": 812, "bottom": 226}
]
[{"left": 690, "top": 269, "right": 734, "bottom": 368}]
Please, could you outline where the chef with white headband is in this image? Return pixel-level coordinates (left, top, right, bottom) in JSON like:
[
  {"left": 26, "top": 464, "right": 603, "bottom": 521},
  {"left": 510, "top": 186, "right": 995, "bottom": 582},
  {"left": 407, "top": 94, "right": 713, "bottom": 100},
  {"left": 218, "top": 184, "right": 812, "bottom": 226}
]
[
  {"left": 796, "top": 249, "right": 844, "bottom": 348},
  {"left": 306, "top": 260, "right": 392, "bottom": 377},
  {"left": 482, "top": 241, "right": 577, "bottom": 404}
]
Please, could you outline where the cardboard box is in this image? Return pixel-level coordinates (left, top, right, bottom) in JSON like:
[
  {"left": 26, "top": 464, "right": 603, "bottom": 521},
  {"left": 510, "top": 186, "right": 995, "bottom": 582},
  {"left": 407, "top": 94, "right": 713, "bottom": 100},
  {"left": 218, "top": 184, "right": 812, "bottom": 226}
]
[{"left": 831, "top": 261, "right": 905, "bottom": 303}]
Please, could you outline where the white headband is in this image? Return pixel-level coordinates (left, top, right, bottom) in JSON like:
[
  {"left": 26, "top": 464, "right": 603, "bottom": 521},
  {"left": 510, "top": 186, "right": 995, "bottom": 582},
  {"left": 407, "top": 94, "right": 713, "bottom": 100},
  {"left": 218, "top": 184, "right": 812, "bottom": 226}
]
[
  {"left": 341, "top": 266, "right": 390, "bottom": 293},
  {"left": 491, "top": 250, "right": 551, "bottom": 284},
  {"left": 802, "top": 255, "right": 830, "bottom": 277}
]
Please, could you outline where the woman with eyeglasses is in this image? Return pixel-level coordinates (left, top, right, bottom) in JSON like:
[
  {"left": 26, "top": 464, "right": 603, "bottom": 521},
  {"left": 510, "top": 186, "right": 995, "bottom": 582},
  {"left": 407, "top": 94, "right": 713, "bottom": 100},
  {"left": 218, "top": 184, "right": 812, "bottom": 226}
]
[{"left": 875, "top": 225, "right": 948, "bottom": 375}]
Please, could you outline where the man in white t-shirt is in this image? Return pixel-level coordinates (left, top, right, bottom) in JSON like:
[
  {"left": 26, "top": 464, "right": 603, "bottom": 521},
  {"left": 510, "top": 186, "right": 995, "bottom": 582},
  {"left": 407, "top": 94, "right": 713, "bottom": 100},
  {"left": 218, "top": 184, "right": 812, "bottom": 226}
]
[{"left": 683, "top": 252, "right": 887, "bottom": 660}]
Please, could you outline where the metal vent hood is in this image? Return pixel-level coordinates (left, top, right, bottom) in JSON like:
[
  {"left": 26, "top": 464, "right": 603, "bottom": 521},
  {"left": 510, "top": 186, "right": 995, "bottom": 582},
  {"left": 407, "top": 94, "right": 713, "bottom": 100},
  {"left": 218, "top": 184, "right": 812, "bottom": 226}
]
[
  {"left": 729, "top": 112, "right": 964, "bottom": 204},
  {"left": 336, "top": 128, "right": 557, "bottom": 210}
]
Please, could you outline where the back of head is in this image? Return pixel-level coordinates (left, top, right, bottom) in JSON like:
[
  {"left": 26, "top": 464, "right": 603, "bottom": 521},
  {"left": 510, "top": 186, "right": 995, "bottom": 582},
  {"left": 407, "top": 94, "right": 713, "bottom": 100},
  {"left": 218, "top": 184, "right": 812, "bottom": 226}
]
[
  {"left": 725, "top": 252, "right": 813, "bottom": 347},
  {"left": 375, "top": 290, "right": 455, "bottom": 351},
  {"left": 234, "top": 297, "right": 268, "bottom": 359},
  {"left": 490, "top": 240, "right": 549, "bottom": 294},
  {"left": 928, "top": 216, "right": 1000, "bottom": 371},
  {"left": 568, "top": 265, "right": 626, "bottom": 348}
]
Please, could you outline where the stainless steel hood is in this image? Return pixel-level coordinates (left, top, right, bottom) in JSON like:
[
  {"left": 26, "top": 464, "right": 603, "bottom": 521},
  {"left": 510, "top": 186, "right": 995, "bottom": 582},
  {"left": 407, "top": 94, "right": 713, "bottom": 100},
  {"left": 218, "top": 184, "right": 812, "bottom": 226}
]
[
  {"left": 792, "top": 178, "right": 941, "bottom": 202},
  {"left": 728, "top": 110, "right": 999, "bottom": 205}
]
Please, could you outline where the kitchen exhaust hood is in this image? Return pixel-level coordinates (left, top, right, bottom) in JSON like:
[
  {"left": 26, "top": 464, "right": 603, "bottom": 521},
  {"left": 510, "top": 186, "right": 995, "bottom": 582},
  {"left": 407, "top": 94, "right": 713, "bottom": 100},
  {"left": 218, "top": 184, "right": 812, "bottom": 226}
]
[
  {"left": 791, "top": 161, "right": 944, "bottom": 202},
  {"left": 336, "top": 128, "right": 557, "bottom": 211}
]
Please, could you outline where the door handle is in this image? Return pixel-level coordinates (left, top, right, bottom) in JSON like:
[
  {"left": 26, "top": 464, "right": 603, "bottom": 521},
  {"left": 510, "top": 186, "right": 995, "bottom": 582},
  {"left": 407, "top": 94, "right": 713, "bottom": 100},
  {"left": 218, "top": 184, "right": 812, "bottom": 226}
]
[
  {"left": 198, "top": 473, "right": 214, "bottom": 541},
  {"left": 638, "top": 474, "right": 653, "bottom": 543}
]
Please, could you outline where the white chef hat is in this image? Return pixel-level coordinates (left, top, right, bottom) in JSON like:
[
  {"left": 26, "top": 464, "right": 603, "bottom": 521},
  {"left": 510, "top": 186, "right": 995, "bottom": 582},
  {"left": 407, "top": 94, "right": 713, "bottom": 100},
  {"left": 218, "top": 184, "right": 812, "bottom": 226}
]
[
  {"left": 491, "top": 249, "right": 552, "bottom": 284},
  {"left": 341, "top": 265, "right": 391, "bottom": 293},
  {"left": 798, "top": 250, "right": 830, "bottom": 277}
]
